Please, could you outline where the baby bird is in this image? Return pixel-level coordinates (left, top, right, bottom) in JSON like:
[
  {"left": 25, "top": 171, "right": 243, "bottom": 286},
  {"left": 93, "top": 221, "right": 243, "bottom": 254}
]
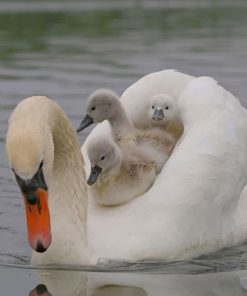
[
  {"left": 78, "top": 89, "right": 176, "bottom": 172},
  {"left": 148, "top": 93, "right": 183, "bottom": 141},
  {"left": 86, "top": 136, "right": 156, "bottom": 206}
]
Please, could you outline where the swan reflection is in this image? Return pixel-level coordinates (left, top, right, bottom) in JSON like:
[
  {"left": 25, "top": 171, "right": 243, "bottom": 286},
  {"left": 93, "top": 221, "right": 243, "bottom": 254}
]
[
  {"left": 28, "top": 282, "right": 147, "bottom": 296},
  {"left": 91, "top": 284, "right": 147, "bottom": 296},
  {"left": 25, "top": 268, "right": 247, "bottom": 296}
]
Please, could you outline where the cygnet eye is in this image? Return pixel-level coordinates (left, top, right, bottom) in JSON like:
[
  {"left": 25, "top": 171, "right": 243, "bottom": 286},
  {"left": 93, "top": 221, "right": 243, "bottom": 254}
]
[
  {"left": 101, "top": 156, "right": 105, "bottom": 161},
  {"left": 165, "top": 106, "right": 169, "bottom": 110},
  {"left": 152, "top": 105, "right": 155, "bottom": 109},
  {"left": 91, "top": 106, "right": 96, "bottom": 111}
]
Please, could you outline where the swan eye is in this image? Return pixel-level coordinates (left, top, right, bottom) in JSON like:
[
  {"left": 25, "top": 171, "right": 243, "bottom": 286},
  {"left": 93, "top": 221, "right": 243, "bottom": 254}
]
[
  {"left": 91, "top": 106, "right": 96, "bottom": 111},
  {"left": 165, "top": 106, "right": 169, "bottom": 110},
  {"left": 152, "top": 106, "right": 155, "bottom": 109},
  {"left": 101, "top": 156, "right": 105, "bottom": 161}
]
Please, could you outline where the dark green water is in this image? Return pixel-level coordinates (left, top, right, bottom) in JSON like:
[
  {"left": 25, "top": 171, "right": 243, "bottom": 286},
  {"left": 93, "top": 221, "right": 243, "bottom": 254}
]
[{"left": 1, "top": 1, "right": 247, "bottom": 294}]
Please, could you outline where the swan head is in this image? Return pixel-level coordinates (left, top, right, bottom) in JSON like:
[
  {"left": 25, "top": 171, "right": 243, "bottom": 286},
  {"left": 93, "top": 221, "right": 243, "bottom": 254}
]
[
  {"left": 149, "top": 94, "right": 177, "bottom": 126},
  {"left": 6, "top": 97, "right": 55, "bottom": 254},
  {"left": 87, "top": 137, "right": 122, "bottom": 185},
  {"left": 77, "top": 89, "right": 121, "bottom": 132}
]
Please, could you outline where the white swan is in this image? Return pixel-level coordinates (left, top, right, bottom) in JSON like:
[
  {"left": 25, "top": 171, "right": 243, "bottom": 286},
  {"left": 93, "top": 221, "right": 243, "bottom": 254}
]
[
  {"left": 6, "top": 96, "right": 89, "bottom": 265},
  {"left": 78, "top": 89, "right": 175, "bottom": 173},
  {"left": 147, "top": 93, "right": 183, "bottom": 141},
  {"left": 5, "top": 70, "right": 247, "bottom": 266},
  {"left": 86, "top": 136, "right": 156, "bottom": 206}
]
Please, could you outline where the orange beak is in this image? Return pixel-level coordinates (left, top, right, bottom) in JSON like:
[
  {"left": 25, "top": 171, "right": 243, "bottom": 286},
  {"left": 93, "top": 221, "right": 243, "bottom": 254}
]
[{"left": 23, "top": 188, "right": 52, "bottom": 253}]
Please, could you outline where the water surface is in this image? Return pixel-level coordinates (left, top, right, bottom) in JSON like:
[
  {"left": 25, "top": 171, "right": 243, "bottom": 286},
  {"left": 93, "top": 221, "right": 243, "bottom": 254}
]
[{"left": 2, "top": 265, "right": 247, "bottom": 295}]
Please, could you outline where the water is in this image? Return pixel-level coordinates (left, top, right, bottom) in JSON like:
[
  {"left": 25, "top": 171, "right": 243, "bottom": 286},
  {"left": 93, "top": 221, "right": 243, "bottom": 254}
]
[
  {"left": 2, "top": 265, "right": 247, "bottom": 295},
  {"left": 1, "top": 0, "right": 247, "bottom": 294},
  {"left": 2, "top": 266, "right": 247, "bottom": 296}
]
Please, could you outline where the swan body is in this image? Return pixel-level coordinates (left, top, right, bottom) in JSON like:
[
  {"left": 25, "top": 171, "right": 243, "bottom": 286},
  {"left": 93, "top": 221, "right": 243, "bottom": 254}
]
[
  {"left": 85, "top": 75, "right": 247, "bottom": 262},
  {"left": 148, "top": 93, "right": 183, "bottom": 141},
  {"left": 87, "top": 136, "right": 156, "bottom": 206},
  {"left": 78, "top": 89, "right": 176, "bottom": 172},
  {"left": 6, "top": 70, "right": 247, "bottom": 266}
]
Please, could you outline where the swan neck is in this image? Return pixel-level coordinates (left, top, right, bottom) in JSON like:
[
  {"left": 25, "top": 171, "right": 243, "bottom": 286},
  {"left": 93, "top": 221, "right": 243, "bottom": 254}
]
[
  {"left": 7, "top": 97, "right": 88, "bottom": 265},
  {"left": 50, "top": 108, "right": 87, "bottom": 230}
]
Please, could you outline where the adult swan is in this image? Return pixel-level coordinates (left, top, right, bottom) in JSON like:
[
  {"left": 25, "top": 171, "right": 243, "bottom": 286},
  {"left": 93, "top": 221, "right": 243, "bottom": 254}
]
[{"left": 6, "top": 70, "right": 247, "bottom": 266}]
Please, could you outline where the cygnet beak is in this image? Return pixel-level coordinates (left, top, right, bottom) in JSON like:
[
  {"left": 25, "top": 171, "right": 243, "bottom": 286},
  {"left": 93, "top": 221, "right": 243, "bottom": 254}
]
[
  {"left": 87, "top": 165, "right": 102, "bottom": 185},
  {"left": 152, "top": 108, "right": 164, "bottom": 121},
  {"left": 77, "top": 114, "right": 94, "bottom": 133}
]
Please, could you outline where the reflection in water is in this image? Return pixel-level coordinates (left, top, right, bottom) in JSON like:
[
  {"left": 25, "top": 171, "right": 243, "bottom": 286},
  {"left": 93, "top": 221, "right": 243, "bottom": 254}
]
[
  {"left": 29, "top": 284, "right": 52, "bottom": 296},
  {"left": 23, "top": 268, "right": 247, "bottom": 296},
  {"left": 91, "top": 285, "right": 147, "bottom": 296},
  {"left": 28, "top": 283, "right": 147, "bottom": 296},
  {"left": 36, "top": 270, "right": 87, "bottom": 296}
]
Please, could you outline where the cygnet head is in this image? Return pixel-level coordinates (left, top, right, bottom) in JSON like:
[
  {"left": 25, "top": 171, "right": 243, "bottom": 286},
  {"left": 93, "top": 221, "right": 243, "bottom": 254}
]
[
  {"left": 149, "top": 94, "right": 178, "bottom": 126},
  {"left": 87, "top": 137, "right": 122, "bottom": 185},
  {"left": 77, "top": 89, "right": 122, "bottom": 133}
]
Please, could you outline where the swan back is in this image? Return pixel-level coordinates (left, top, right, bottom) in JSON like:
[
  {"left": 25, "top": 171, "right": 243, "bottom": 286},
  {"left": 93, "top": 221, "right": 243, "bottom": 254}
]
[{"left": 85, "top": 76, "right": 247, "bottom": 261}]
